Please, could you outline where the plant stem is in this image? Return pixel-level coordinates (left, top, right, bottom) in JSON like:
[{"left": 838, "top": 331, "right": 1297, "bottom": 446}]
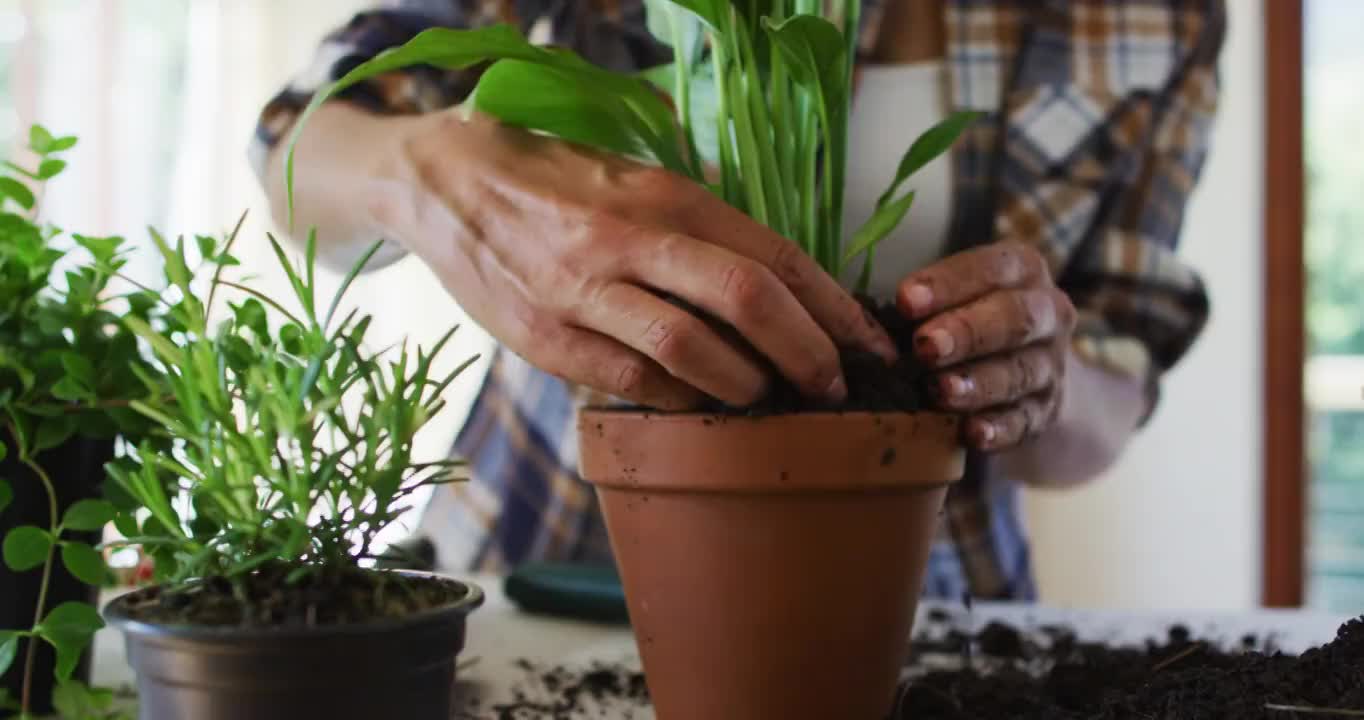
[{"left": 17, "top": 452, "right": 59, "bottom": 716}]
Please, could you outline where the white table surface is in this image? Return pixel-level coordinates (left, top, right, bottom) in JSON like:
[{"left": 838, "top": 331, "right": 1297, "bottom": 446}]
[{"left": 92, "top": 574, "right": 1354, "bottom": 718}]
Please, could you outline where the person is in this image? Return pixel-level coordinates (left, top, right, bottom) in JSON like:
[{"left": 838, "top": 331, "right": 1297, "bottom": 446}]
[{"left": 252, "top": 0, "right": 1225, "bottom": 601}]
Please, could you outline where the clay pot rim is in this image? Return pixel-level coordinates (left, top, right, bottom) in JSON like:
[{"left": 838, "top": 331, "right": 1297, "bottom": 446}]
[
  {"left": 579, "top": 407, "right": 966, "bottom": 493},
  {"left": 580, "top": 407, "right": 962, "bottom": 423},
  {"left": 103, "top": 570, "right": 484, "bottom": 642}
]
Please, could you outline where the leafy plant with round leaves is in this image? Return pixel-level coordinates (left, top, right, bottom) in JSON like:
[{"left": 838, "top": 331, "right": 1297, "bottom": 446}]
[
  {"left": 0, "top": 126, "right": 171, "bottom": 718},
  {"left": 286, "top": 0, "right": 978, "bottom": 294}
]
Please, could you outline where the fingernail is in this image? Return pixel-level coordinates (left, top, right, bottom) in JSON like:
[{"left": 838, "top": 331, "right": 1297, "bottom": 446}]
[
  {"left": 903, "top": 283, "right": 933, "bottom": 316},
  {"left": 825, "top": 374, "right": 848, "bottom": 402},
  {"left": 973, "top": 421, "right": 997, "bottom": 446},
  {"left": 916, "top": 329, "right": 955, "bottom": 361},
  {"left": 945, "top": 374, "right": 974, "bottom": 398}
]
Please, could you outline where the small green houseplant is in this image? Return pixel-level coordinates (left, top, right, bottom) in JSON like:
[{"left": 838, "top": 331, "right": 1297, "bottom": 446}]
[
  {"left": 0, "top": 127, "right": 165, "bottom": 720},
  {"left": 286, "top": 2, "right": 973, "bottom": 717},
  {"left": 100, "top": 230, "right": 483, "bottom": 720}
]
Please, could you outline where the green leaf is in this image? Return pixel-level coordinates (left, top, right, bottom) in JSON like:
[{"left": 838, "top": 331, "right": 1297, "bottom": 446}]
[
  {"left": 60, "top": 352, "right": 96, "bottom": 387},
  {"left": 33, "top": 419, "right": 74, "bottom": 453},
  {"left": 0, "top": 178, "right": 35, "bottom": 210},
  {"left": 876, "top": 111, "right": 979, "bottom": 208},
  {"left": 0, "top": 631, "right": 17, "bottom": 678},
  {"left": 36, "top": 158, "right": 67, "bottom": 180},
  {"left": 61, "top": 542, "right": 107, "bottom": 586},
  {"left": 286, "top": 24, "right": 687, "bottom": 220},
  {"left": 4, "top": 526, "right": 51, "bottom": 572},
  {"left": 278, "top": 323, "right": 304, "bottom": 355},
  {"left": 53, "top": 680, "right": 115, "bottom": 719},
  {"left": 49, "top": 136, "right": 78, "bottom": 152},
  {"left": 233, "top": 297, "right": 270, "bottom": 339},
  {"left": 73, "top": 234, "right": 122, "bottom": 264},
  {"left": 63, "top": 500, "right": 117, "bottom": 532},
  {"left": 763, "top": 14, "right": 848, "bottom": 105},
  {"left": 36, "top": 602, "right": 103, "bottom": 680},
  {"left": 0, "top": 479, "right": 10, "bottom": 515},
  {"left": 655, "top": 0, "right": 725, "bottom": 28},
  {"left": 28, "top": 125, "right": 55, "bottom": 153},
  {"left": 50, "top": 376, "right": 92, "bottom": 402},
  {"left": 842, "top": 191, "right": 916, "bottom": 275},
  {"left": 195, "top": 234, "right": 216, "bottom": 260},
  {"left": 112, "top": 512, "right": 139, "bottom": 539},
  {"left": 474, "top": 60, "right": 652, "bottom": 159}
]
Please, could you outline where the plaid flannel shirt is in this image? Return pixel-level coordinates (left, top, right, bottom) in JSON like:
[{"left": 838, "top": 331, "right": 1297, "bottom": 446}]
[{"left": 251, "top": 0, "right": 1225, "bottom": 600}]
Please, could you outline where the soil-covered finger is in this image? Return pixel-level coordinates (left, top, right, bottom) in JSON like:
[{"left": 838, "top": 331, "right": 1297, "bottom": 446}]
[
  {"left": 914, "top": 288, "right": 1061, "bottom": 367},
  {"left": 678, "top": 199, "right": 898, "bottom": 364},
  {"left": 965, "top": 391, "right": 1060, "bottom": 450},
  {"left": 575, "top": 281, "right": 768, "bottom": 406},
  {"left": 549, "top": 324, "right": 705, "bottom": 410},
  {"left": 629, "top": 234, "right": 846, "bottom": 402},
  {"left": 897, "top": 242, "right": 1047, "bottom": 319},
  {"left": 935, "top": 345, "right": 1058, "bottom": 411}
]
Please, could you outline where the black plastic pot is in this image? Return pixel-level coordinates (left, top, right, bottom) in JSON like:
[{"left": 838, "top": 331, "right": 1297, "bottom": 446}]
[
  {"left": 103, "top": 573, "right": 483, "bottom": 720},
  {"left": 1, "top": 435, "right": 115, "bottom": 714}
]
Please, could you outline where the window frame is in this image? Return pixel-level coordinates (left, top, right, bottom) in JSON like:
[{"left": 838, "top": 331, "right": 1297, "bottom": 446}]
[{"left": 1263, "top": 0, "right": 1306, "bottom": 608}]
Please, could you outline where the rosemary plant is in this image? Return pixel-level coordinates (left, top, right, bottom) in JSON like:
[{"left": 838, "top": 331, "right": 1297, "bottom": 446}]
[
  {"left": 106, "top": 229, "right": 474, "bottom": 596},
  {"left": 286, "top": 0, "right": 976, "bottom": 293}
]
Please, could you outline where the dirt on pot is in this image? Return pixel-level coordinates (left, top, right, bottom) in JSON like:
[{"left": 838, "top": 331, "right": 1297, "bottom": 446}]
[{"left": 114, "top": 563, "right": 468, "bottom": 627}]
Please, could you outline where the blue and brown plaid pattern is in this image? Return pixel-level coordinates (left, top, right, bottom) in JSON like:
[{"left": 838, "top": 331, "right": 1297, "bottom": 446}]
[{"left": 251, "top": 0, "right": 1226, "bottom": 600}]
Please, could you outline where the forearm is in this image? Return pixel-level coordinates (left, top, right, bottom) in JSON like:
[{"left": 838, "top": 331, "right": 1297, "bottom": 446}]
[
  {"left": 996, "top": 348, "right": 1148, "bottom": 488},
  {"left": 261, "top": 102, "right": 432, "bottom": 274}
]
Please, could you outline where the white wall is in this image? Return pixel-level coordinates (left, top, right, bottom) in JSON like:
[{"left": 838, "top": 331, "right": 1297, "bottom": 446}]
[{"left": 1025, "top": 0, "right": 1264, "bottom": 610}]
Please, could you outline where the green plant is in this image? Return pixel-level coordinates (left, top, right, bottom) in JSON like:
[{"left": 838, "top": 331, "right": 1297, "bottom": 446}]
[
  {"left": 105, "top": 228, "right": 473, "bottom": 595},
  {"left": 286, "top": 0, "right": 976, "bottom": 295},
  {"left": 0, "top": 126, "right": 164, "bottom": 720}
]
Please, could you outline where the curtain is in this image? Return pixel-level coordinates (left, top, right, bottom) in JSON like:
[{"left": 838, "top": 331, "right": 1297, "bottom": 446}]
[{"left": 3, "top": 0, "right": 495, "bottom": 547}]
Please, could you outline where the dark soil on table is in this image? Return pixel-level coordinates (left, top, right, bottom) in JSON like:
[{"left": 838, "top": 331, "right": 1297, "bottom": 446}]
[
  {"left": 115, "top": 563, "right": 467, "bottom": 627},
  {"left": 701, "top": 298, "right": 936, "bottom": 415},
  {"left": 469, "top": 613, "right": 1364, "bottom": 719},
  {"left": 897, "top": 613, "right": 1364, "bottom": 719}
]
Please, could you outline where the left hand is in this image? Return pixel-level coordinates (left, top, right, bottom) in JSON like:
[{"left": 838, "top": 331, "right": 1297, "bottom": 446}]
[{"left": 897, "top": 241, "right": 1077, "bottom": 451}]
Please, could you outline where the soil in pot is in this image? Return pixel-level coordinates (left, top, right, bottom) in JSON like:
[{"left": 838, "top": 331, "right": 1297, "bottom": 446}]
[
  {"left": 105, "top": 564, "right": 482, "bottom": 720},
  {"left": 698, "top": 298, "right": 935, "bottom": 415},
  {"left": 114, "top": 562, "right": 468, "bottom": 627}
]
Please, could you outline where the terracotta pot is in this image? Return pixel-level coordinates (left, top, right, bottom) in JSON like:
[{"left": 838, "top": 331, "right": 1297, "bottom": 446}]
[
  {"left": 578, "top": 410, "right": 964, "bottom": 720},
  {"left": 103, "top": 572, "right": 483, "bottom": 720}
]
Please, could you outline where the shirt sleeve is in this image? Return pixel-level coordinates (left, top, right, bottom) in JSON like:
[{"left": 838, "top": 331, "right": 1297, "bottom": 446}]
[
  {"left": 1024, "top": 1, "right": 1227, "bottom": 425},
  {"left": 247, "top": 2, "right": 493, "bottom": 185}
]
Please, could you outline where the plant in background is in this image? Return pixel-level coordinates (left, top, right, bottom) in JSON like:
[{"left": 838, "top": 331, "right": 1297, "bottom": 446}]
[
  {"left": 105, "top": 229, "right": 474, "bottom": 613},
  {"left": 287, "top": 0, "right": 977, "bottom": 295},
  {"left": 0, "top": 126, "right": 167, "bottom": 720}
]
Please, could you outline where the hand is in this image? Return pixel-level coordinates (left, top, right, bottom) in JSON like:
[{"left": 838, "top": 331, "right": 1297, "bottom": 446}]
[
  {"left": 385, "top": 110, "right": 897, "bottom": 410},
  {"left": 896, "top": 242, "right": 1077, "bottom": 451}
]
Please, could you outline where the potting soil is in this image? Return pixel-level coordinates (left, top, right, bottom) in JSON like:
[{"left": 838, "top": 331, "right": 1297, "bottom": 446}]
[{"left": 703, "top": 299, "right": 935, "bottom": 415}]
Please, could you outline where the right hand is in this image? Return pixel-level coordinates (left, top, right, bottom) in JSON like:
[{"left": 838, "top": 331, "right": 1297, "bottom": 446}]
[{"left": 378, "top": 109, "right": 897, "bottom": 410}]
